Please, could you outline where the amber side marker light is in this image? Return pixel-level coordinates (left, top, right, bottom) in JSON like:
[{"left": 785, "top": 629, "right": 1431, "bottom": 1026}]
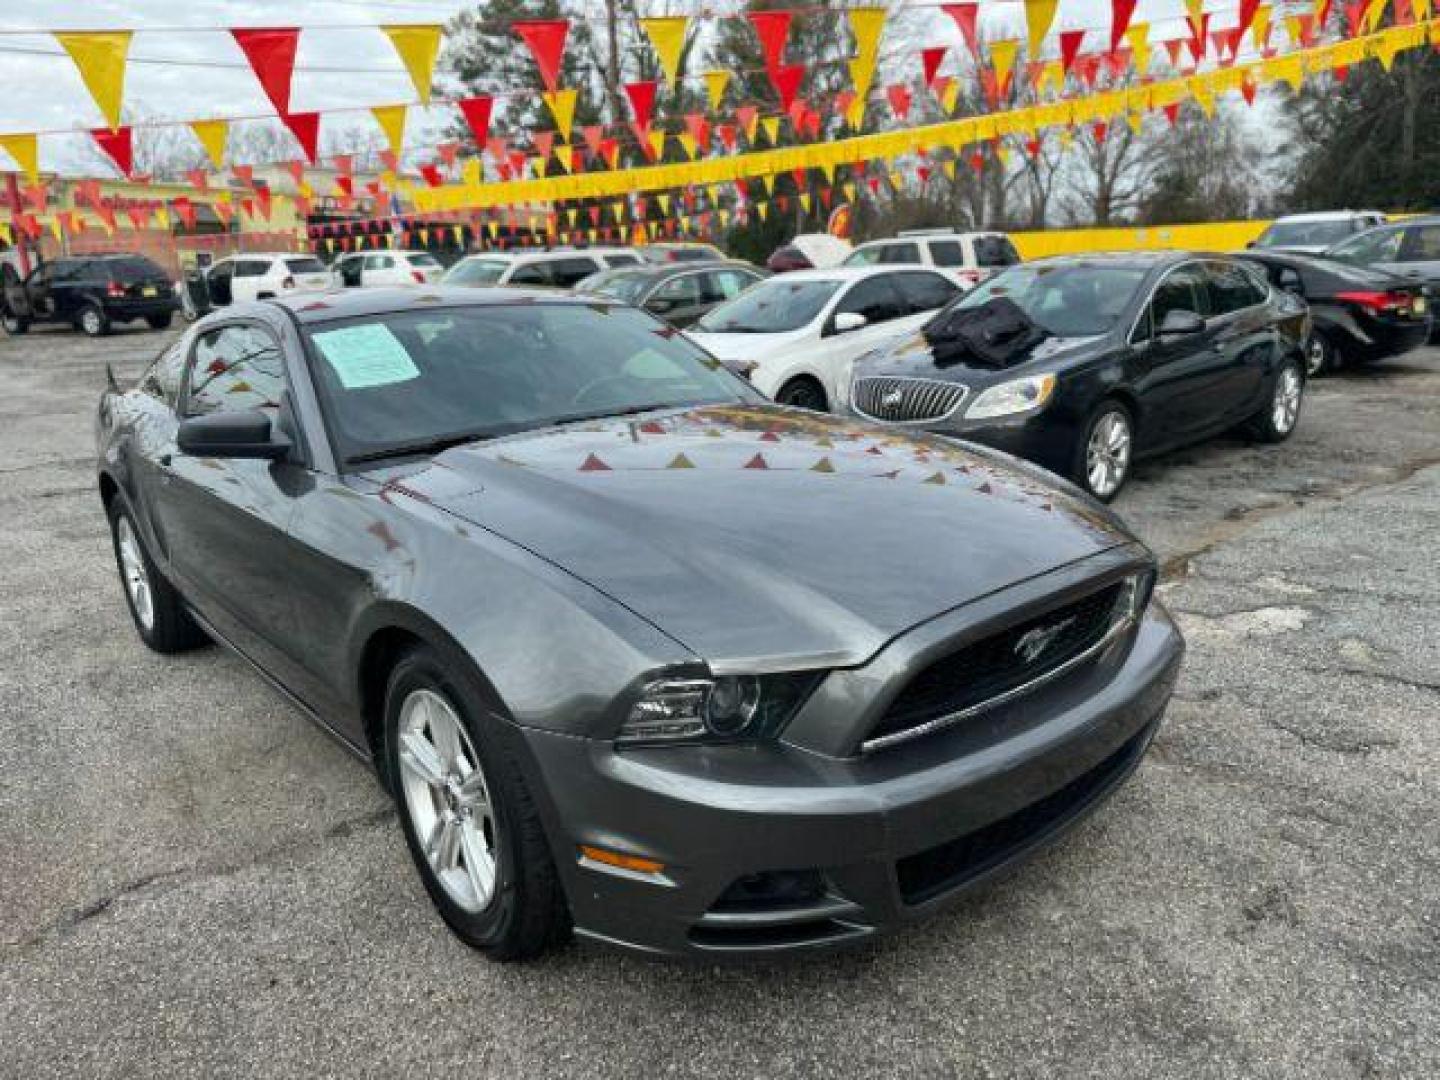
[{"left": 578, "top": 845, "right": 666, "bottom": 875}]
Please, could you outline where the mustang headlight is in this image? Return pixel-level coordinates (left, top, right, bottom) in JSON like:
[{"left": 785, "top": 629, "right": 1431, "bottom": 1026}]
[
  {"left": 617, "top": 672, "right": 820, "bottom": 746},
  {"left": 1113, "top": 568, "right": 1156, "bottom": 624},
  {"left": 965, "top": 373, "right": 1057, "bottom": 420}
]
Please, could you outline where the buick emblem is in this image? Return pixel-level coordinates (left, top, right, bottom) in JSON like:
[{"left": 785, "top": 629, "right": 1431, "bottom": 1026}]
[
  {"left": 1014, "top": 617, "right": 1075, "bottom": 663},
  {"left": 881, "top": 388, "right": 905, "bottom": 408}
]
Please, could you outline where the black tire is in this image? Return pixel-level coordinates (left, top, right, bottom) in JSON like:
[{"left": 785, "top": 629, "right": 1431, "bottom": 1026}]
[
  {"left": 1247, "top": 358, "right": 1304, "bottom": 443},
  {"left": 775, "top": 376, "right": 828, "bottom": 412},
  {"left": 384, "top": 646, "right": 570, "bottom": 960},
  {"left": 145, "top": 312, "right": 173, "bottom": 330},
  {"left": 1072, "top": 399, "right": 1135, "bottom": 503},
  {"left": 79, "top": 302, "right": 110, "bottom": 337},
  {"left": 1306, "top": 333, "right": 1338, "bottom": 377},
  {"left": 106, "top": 500, "right": 208, "bottom": 653},
  {"left": 0, "top": 305, "right": 28, "bottom": 335}
]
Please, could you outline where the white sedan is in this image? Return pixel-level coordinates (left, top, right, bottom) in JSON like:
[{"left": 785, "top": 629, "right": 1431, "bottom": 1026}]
[{"left": 685, "top": 266, "right": 966, "bottom": 410}]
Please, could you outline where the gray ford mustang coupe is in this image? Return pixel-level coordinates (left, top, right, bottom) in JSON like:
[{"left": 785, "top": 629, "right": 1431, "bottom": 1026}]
[{"left": 96, "top": 287, "right": 1184, "bottom": 960}]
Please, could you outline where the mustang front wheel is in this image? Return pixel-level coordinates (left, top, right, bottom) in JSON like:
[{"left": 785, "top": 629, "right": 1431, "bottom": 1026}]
[
  {"left": 107, "top": 502, "right": 207, "bottom": 652},
  {"left": 384, "top": 647, "right": 570, "bottom": 959}
]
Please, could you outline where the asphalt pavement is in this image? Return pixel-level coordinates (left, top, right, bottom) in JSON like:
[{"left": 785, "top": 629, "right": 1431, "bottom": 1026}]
[{"left": 1, "top": 323, "right": 1436, "bottom": 1079}]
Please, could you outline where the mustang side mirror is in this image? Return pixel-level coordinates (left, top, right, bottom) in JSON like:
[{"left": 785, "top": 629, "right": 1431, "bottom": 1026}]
[
  {"left": 178, "top": 409, "right": 291, "bottom": 460},
  {"left": 833, "top": 311, "right": 868, "bottom": 333},
  {"left": 1158, "top": 309, "right": 1205, "bottom": 337}
]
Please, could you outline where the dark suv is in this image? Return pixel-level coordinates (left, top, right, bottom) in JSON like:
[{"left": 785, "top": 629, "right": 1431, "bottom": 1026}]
[{"left": 2, "top": 254, "right": 178, "bottom": 337}]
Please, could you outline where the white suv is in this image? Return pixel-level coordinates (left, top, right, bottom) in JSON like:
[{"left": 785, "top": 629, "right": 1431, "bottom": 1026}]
[
  {"left": 332, "top": 250, "right": 444, "bottom": 288},
  {"left": 844, "top": 229, "right": 1021, "bottom": 287},
  {"left": 442, "top": 248, "right": 644, "bottom": 289},
  {"left": 201, "top": 253, "right": 331, "bottom": 307},
  {"left": 1250, "top": 211, "right": 1388, "bottom": 254}
]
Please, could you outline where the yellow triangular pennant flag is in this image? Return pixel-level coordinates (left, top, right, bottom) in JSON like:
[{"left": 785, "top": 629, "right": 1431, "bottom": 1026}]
[
  {"left": 657, "top": 193, "right": 672, "bottom": 215},
  {"left": 678, "top": 132, "right": 699, "bottom": 160},
  {"left": 647, "top": 128, "right": 667, "bottom": 160},
  {"left": 990, "top": 40, "right": 1019, "bottom": 91},
  {"left": 542, "top": 88, "right": 579, "bottom": 141},
  {"left": 1415, "top": 0, "right": 1432, "bottom": 19},
  {"left": 761, "top": 116, "right": 781, "bottom": 145},
  {"left": 756, "top": 201, "right": 769, "bottom": 222},
  {"left": 703, "top": 70, "right": 731, "bottom": 106},
  {"left": 843, "top": 181, "right": 856, "bottom": 201},
  {"left": 0, "top": 222, "right": 10, "bottom": 246},
  {"left": 799, "top": 192, "right": 812, "bottom": 213},
  {"left": 740, "top": 108, "right": 760, "bottom": 142},
  {"left": 371, "top": 105, "right": 408, "bottom": 156},
  {"left": 639, "top": 16, "right": 689, "bottom": 87},
  {"left": 1126, "top": 111, "right": 1144, "bottom": 135},
  {"left": 1126, "top": 25, "right": 1151, "bottom": 76},
  {"left": 381, "top": 24, "right": 442, "bottom": 105},
  {"left": 1360, "top": 0, "right": 1386, "bottom": 32},
  {"left": 1250, "top": 7, "right": 1271, "bottom": 51},
  {"left": 847, "top": 7, "right": 886, "bottom": 101},
  {"left": 0, "top": 133, "right": 39, "bottom": 183},
  {"left": 55, "top": 31, "right": 132, "bottom": 130},
  {"left": 1024, "top": 0, "right": 1060, "bottom": 58},
  {"left": 189, "top": 120, "right": 228, "bottom": 169}
]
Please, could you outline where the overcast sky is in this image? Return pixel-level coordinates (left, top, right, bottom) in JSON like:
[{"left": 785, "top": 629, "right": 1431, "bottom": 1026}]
[{"left": 0, "top": 0, "right": 1262, "bottom": 174}]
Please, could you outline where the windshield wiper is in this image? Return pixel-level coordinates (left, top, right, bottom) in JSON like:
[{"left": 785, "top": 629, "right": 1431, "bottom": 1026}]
[
  {"left": 548, "top": 403, "right": 695, "bottom": 427},
  {"left": 346, "top": 431, "right": 493, "bottom": 465}
]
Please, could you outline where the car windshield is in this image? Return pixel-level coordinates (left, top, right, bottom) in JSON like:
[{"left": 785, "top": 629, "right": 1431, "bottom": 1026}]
[
  {"left": 443, "top": 259, "right": 508, "bottom": 285},
  {"left": 949, "top": 263, "right": 1147, "bottom": 337},
  {"left": 1256, "top": 219, "right": 1363, "bottom": 248},
  {"left": 303, "top": 302, "right": 756, "bottom": 464},
  {"left": 576, "top": 270, "right": 652, "bottom": 303},
  {"left": 285, "top": 257, "right": 326, "bottom": 273},
  {"left": 695, "top": 279, "right": 840, "bottom": 333},
  {"left": 408, "top": 253, "right": 442, "bottom": 267}
]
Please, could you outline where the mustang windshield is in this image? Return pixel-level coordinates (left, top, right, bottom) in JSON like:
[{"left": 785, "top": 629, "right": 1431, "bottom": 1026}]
[
  {"left": 695, "top": 279, "right": 840, "bottom": 333},
  {"left": 303, "top": 302, "right": 756, "bottom": 463},
  {"left": 949, "top": 264, "right": 1147, "bottom": 337}
]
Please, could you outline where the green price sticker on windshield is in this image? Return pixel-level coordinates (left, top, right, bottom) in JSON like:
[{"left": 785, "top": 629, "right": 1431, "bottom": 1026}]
[{"left": 312, "top": 323, "right": 420, "bottom": 389}]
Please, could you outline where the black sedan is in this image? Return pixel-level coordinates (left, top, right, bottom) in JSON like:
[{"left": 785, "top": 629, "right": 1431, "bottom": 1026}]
[
  {"left": 846, "top": 253, "right": 1310, "bottom": 501},
  {"left": 1238, "top": 251, "right": 1429, "bottom": 374},
  {"left": 97, "top": 288, "right": 1182, "bottom": 960},
  {"left": 573, "top": 261, "right": 764, "bottom": 328}
]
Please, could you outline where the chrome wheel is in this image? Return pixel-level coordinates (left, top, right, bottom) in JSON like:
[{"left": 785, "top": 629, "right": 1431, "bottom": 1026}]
[
  {"left": 397, "top": 689, "right": 498, "bottom": 914},
  {"left": 115, "top": 516, "right": 154, "bottom": 630},
  {"left": 1272, "top": 366, "right": 1302, "bottom": 434},
  {"left": 1305, "top": 338, "right": 1327, "bottom": 377},
  {"left": 1086, "top": 410, "right": 1132, "bottom": 498},
  {"left": 81, "top": 307, "right": 103, "bottom": 335}
]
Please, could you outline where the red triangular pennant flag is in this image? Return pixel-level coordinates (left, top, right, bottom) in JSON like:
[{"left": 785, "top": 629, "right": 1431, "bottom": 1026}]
[
  {"left": 92, "top": 126, "right": 133, "bottom": 177},
  {"left": 579, "top": 453, "right": 611, "bottom": 472},
  {"left": 1060, "top": 31, "right": 1086, "bottom": 73},
  {"left": 458, "top": 96, "right": 493, "bottom": 147},
  {"left": 624, "top": 81, "right": 658, "bottom": 129},
  {"left": 1110, "top": 0, "right": 1139, "bottom": 54},
  {"left": 231, "top": 28, "right": 300, "bottom": 114},
  {"left": 943, "top": 4, "right": 981, "bottom": 59},
  {"left": 281, "top": 110, "right": 320, "bottom": 163},
  {"left": 921, "top": 46, "right": 946, "bottom": 88},
  {"left": 770, "top": 63, "right": 804, "bottom": 113},
  {"left": 748, "top": 11, "right": 792, "bottom": 74},
  {"left": 512, "top": 20, "right": 569, "bottom": 93},
  {"left": 886, "top": 84, "right": 912, "bottom": 120}
]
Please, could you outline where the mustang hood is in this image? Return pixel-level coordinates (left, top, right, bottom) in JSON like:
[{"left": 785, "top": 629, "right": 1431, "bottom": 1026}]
[{"left": 408, "top": 406, "right": 1134, "bottom": 668}]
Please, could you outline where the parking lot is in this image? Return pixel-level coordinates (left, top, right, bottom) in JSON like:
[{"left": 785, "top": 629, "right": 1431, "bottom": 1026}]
[{"left": 1, "top": 324, "right": 1436, "bottom": 1078}]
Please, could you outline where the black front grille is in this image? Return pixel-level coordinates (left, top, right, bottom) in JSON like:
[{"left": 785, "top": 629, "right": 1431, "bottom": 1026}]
[
  {"left": 895, "top": 719, "right": 1153, "bottom": 905},
  {"left": 852, "top": 376, "right": 967, "bottom": 423},
  {"left": 866, "top": 582, "right": 1124, "bottom": 749}
]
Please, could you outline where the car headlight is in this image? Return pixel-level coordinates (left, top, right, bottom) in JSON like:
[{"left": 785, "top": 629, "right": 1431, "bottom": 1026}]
[
  {"left": 1113, "top": 568, "right": 1155, "bottom": 623},
  {"left": 616, "top": 672, "right": 821, "bottom": 746},
  {"left": 965, "top": 373, "right": 1057, "bottom": 420}
]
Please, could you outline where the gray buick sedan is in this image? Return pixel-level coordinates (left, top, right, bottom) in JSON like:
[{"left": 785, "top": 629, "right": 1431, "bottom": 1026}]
[{"left": 96, "top": 287, "right": 1184, "bottom": 960}]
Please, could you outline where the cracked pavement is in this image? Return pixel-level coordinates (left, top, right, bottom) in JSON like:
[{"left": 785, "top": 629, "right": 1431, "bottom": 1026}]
[{"left": 1, "top": 326, "right": 1437, "bottom": 1078}]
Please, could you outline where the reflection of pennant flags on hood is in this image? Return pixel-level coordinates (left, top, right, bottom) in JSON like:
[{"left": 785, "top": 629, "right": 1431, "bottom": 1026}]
[
  {"left": 381, "top": 24, "right": 442, "bottom": 104},
  {"left": 231, "top": 28, "right": 300, "bottom": 114},
  {"left": 0, "top": 134, "right": 39, "bottom": 183},
  {"left": 639, "top": 17, "right": 688, "bottom": 86},
  {"left": 512, "top": 20, "right": 569, "bottom": 93},
  {"left": 55, "top": 32, "right": 132, "bottom": 130}
]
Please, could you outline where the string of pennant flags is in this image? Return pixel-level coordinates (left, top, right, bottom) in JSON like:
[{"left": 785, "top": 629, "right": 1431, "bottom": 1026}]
[{"left": 0, "top": 2, "right": 1432, "bottom": 252}]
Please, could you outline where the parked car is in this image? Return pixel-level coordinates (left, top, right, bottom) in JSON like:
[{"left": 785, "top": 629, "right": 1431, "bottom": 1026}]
[
  {"left": 182, "top": 253, "right": 332, "bottom": 319},
  {"left": 1238, "top": 250, "right": 1429, "bottom": 374},
  {"left": 443, "top": 248, "right": 642, "bottom": 288},
  {"left": 1321, "top": 215, "right": 1440, "bottom": 322},
  {"left": 2, "top": 254, "right": 177, "bottom": 337},
  {"left": 844, "top": 229, "right": 1021, "bottom": 287},
  {"left": 766, "top": 233, "right": 853, "bottom": 273},
  {"left": 332, "top": 250, "right": 444, "bottom": 288},
  {"left": 846, "top": 253, "right": 1309, "bottom": 501},
  {"left": 96, "top": 286, "right": 1183, "bottom": 960},
  {"left": 573, "top": 261, "right": 764, "bottom": 328},
  {"left": 638, "top": 242, "right": 726, "bottom": 264},
  {"left": 685, "top": 266, "right": 966, "bottom": 410},
  {"left": 1249, "top": 211, "right": 1387, "bottom": 254}
]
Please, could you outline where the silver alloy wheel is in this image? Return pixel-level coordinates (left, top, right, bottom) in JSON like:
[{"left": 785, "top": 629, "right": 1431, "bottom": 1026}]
[
  {"left": 1272, "top": 365, "right": 1302, "bottom": 434},
  {"left": 1086, "top": 410, "right": 1132, "bottom": 498},
  {"left": 397, "top": 688, "right": 498, "bottom": 914},
  {"left": 1306, "top": 338, "right": 1326, "bottom": 377},
  {"left": 82, "top": 307, "right": 102, "bottom": 335},
  {"left": 116, "top": 516, "right": 154, "bottom": 630}
]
